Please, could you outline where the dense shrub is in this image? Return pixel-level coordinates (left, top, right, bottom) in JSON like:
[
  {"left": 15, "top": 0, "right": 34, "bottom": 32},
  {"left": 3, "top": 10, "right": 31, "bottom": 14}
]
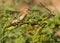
[{"left": 0, "top": 0, "right": 60, "bottom": 43}]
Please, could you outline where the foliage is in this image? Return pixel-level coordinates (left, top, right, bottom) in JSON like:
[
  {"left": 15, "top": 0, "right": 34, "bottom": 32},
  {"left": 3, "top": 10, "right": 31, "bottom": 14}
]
[{"left": 0, "top": 0, "right": 60, "bottom": 43}]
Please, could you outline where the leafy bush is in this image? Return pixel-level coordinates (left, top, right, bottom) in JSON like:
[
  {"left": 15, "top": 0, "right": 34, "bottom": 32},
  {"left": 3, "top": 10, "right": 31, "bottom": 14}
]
[{"left": 0, "top": 0, "right": 60, "bottom": 43}]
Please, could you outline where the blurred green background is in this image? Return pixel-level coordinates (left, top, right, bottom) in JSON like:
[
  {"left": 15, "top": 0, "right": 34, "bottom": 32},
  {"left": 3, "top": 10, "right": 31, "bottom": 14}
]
[{"left": 0, "top": 0, "right": 60, "bottom": 43}]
